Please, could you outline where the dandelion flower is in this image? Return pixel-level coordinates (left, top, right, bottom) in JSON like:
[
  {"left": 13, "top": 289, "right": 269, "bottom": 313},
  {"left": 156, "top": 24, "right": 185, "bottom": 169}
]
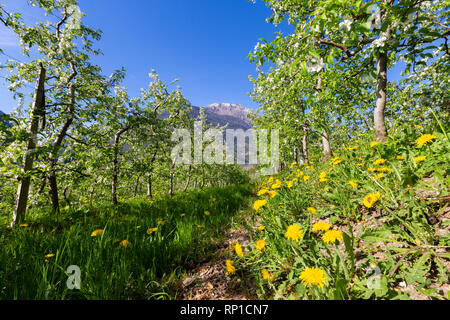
[
  {"left": 257, "top": 188, "right": 269, "bottom": 196},
  {"left": 347, "top": 181, "right": 358, "bottom": 189},
  {"left": 256, "top": 239, "right": 266, "bottom": 251},
  {"left": 330, "top": 157, "right": 342, "bottom": 165},
  {"left": 307, "top": 207, "right": 317, "bottom": 214},
  {"left": 271, "top": 180, "right": 282, "bottom": 189},
  {"left": 258, "top": 225, "right": 265, "bottom": 231},
  {"left": 45, "top": 254, "right": 55, "bottom": 258},
  {"left": 225, "top": 260, "right": 236, "bottom": 275},
  {"left": 303, "top": 176, "right": 310, "bottom": 181},
  {"left": 322, "top": 230, "right": 343, "bottom": 244},
  {"left": 262, "top": 269, "right": 275, "bottom": 281},
  {"left": 91, "top": 229, "right": 104, "bottom": 237},
  {"left": 299, "top": 267, "right": 327, "bottom": 288},
  {"left": 396, "top": 156, "right": 405, "bottom": 160},
  {"left": 374, "top": 173, "right": 384, "bottom": 179},
  {"left": 253, "top": 199, "right": 267, "bottom": 212},
  {"left": 312, "top": 222, "right": 331, "bottom": 232},
  {"left": 120, "top": 240, "right": 129, "bottom": 247},
  {"left": 319, "top": 172, "right": 328, "bottom": 182},
  {"left": 147, "top": 227, "right": 158, "bottom": 234},
  {"left": 285, "top": 224, "right": 304, "bottom": 242},
  {"left": 204, "top": 211, "right": 211, "bottom": 216},
  {"left": 416, "top": 134, "right": 437, "bottom": 147},
  {"left": 414, "top": 156, "right": 426, "bottom": 163},
  {"left": 363, "top": 192, "right": 381, "bottom": 208},
  {"left": 20, "top": 224, "right": 29, "bottom": 227},
  {"left": 370, "top": 141, "right": 379, "bottom": 148},
  {"left": 235, "top": 242, "right": 244, "bottom": 257},
  {"left": 373, "top": 159, "right": 386, "bottom": 165},
  {"left": 287, "top": 181, "right": 294, "bottom": 188},
  {"left": 267, "top": 190, "right": 278, "bottom": 198}
]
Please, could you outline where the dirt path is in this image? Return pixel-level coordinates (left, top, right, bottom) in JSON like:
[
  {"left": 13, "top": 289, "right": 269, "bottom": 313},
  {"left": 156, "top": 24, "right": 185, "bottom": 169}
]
[{"left": 176, "top": 227, "right": 258, "bottom": 300}]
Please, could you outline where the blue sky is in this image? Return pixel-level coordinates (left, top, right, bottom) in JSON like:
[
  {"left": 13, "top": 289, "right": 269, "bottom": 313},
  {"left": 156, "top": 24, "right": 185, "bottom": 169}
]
[{"left": 0, "top": 0, "right": 293, "bottom": 114}]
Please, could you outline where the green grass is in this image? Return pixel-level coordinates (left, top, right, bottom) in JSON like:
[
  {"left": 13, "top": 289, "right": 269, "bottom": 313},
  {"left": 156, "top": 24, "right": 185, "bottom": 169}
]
[
  {"left": 0, "top": 184, "right": 253, "bottom": 300},
  {"left": 227, "top": 128, "right": 450, "bottom": 300}
]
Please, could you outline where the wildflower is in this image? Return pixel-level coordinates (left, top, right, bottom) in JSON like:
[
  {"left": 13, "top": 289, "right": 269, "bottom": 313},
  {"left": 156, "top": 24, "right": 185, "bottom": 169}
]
[
  {"left": 287, "top": 181, "right": 294, "bottom": 188},
  {"left": 20, "top": 224, "right": 29, "bottom": 227},
  {"left": 157, "top": 219, "right": 167, "bottom": 225},
  {"left": 253, "top": 199, "right": 267, "bottom": 212},
  {"left": 271, "top": 179, "right": 282, "bottom": 189},
  {"left": 285, "top": 224, "right": 304, "bottom": 242},
  {"left": 356, "top": 163, "right": 364, "bottom": 167},
  {"left": 373, "top": 159, "right": 386, "bottom": 165},
  {"left": 346, "top": 146, "right": 358, "bottom": 151},
  {"left": 180, "top": 213, "right": 186, "bottom": 217},
  {"left": 120, "top": 240, "right": 129, "bottom": 247},
  {"left": 136, "top": 226, "right": 141, "bottom": 229},
  {"left": 258, "top": 225, "right": 265, "bottom": 231},
  {"left": 91, "top": 229, "right": 104, "bottom": 237},
  {"left": 319, "top": 172, "right": 328, "bottom": 182},
  {"left": 414, "top": 156, "right": 426, "bottom": 163},
  {"left": 225, "top": 260, "right": 236, "bottom": 275},
  {"left": 267, "top": 190, "right": 277, "bottom": 198},
  {"left": 416, "top": 134, "right": 437, "bottom": 147},
  {"left": 147, "top": 227, "right": 158, "bottom": 234},
  {"left": 307, "top": 207, "right": 317, "bottom": 214},
  {"left": 299, "top": 267, "right": 327, "bottom": 288},
  {"left": 303, "top": 176, "right": 310, "bottom": 181},
  {"left": 257, "top": 188, "right": 269, "bottom": 196},
  {"left": 367, "top": 167, "right": 377, "bottom": 172},
  {"left": 235, "top": 242, "right": 244, "bottom": 257},
  {"left": 363, "top": 192, "right": 381, "bottom": 208},
  {"left": 204, "top": 211, "right": 211, "bottom": 216},
  {"left": 322, "top": 230, "right": 343, "bottom": 244},
  {"left": 297, "top": 170, "right": 304, "bottom": 176},
  {"left": 374, "top": 173, "right": 384, "bottom": 179},
  {"left": 347, "top": 181, "right": 358, "bottom": 189},
  {"left": 397, "top": 156, "right": 405, "bottom": 160},
  {"left": 290, "top": 161, "right": 297, "bottom": 168},
  {"left": 256, "top": 239, "right": 266, "bottom": 251},
  {"left": 262, "top": 269, "right": 275, "bottom": 281},
  {"left": 312, "top": 222, "right": 331, "bottom": 232},
  {"left": 45, "top": 254, "right": 55, "bottom": 258},
  {"left": 330, "top": 157, "right": 342, "bottom": 165},
  {"left": 377, "top": 167, "right": 392, "bottom": 172},
  {"left": 370, "top": 141, "right": 379, "bottom": 148}
]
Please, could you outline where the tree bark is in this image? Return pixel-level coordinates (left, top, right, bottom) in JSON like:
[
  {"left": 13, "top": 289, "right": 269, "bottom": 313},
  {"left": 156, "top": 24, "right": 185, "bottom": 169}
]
[
  {"left": 112, "top": 127, "right": 129, "bottom": 205},
  {"left": 11, "top": 63, "right": 46, "bottom": 227},
  {"left": 48, "top": 83, "right": 75, "bottom": 214},
  {"left": 321, "top": 128, "right": 332, "bottom": 162},
  {"left": 147, "top": 174, "right": 153, "bottom": 198},
  {"left": 375, "top": 50, "right": 388, "bottom": 142}
]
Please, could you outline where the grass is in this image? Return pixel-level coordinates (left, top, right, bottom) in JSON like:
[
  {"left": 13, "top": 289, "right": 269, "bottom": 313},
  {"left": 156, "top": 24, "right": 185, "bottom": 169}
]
[
  {"left": 226, "top": 126, "right": 450, "bottom": 300},
  {"left": 0, "top": 184, "right": 253, "bottom": 299}
]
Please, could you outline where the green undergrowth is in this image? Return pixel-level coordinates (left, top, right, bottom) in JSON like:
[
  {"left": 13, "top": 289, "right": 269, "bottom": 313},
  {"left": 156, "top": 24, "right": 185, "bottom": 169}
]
[{"left": 0, "top": 184, "right": 253, "bottom": 299}]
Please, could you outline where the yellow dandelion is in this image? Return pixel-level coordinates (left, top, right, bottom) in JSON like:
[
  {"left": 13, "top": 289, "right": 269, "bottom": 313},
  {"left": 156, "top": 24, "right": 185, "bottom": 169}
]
[
  {"left": 285, "top": 224, "right": 304, "bottom": 242},
  {"left": 303, "top": 175, "right": 310, "bottom": 181},
  {"left": 377, "top": 167, "right": 392, "bottom": 172},
  {"left": 312, "top": 222, "right": 332, "bottom": 232},
  {"left": 180, "top": 213, "right": 186, "bottom": 217},
  {"left": 253, "top": 199, "right": 267, "bottom": 212},
  {"left": 261, "top": 269, "right": 275, "bottom": 281},
  {"left": 416, "top": 134, "right": 437, "bottom": 147},
  {"left": 267, "top": 190, "right": 278, "bottom": 198},
  {"left": 330, "top": 157, "right": 342, "bottom": 165},
  {"left": 370, "top": 141, "right": 379, "bottom": 148},
  {"left": 225, "top": 259, "right": 236, "bottom": 276},
  {"left": 373, "top": 159, "right": 386, "bottom": 165},
  {"left": 374, "top": 173, "right": 384, "bottom": 179},
  {"left": 322, "top": 229, "right": 343, "bottom": 244},
  {"left": 256, "top": 239, "right": 266, "bottom": 251},
  {"left": 157, "top": 219, "right": 167, "bottom": 225},
  {"left": 20, "top": 224, "right": 29, "bottom": 227},
  {"left": 120, "top": 240, "right": 129, "bottom": 247},
  {"left": 363, "top": 192, "right": 381, "bottom": 208},
  {"left": 299, "top": 267, "right": 327, "bottom": 288},
  {"left": 414, "top": 156, "right": 426, "bottom": 163},
  {"left": 235, "top": 242, "right": 244, "bottom": 257},
  {"left": 271, "top": 179, "right": 282, "bottom": 189},
  {"left": 397, "top": 156, "right": 405, "bottom": 160},
  {"left": 319, "top": 172, "right": 328, "bottom": 182},
  {"left": 356, "top": 163, "right": 364, "bottom": 167},
  {"left": 287, "top": 181, "right": 294, "bottom": 188},
  {"left": 205, "top": 211, "right": 211, "bottom": 216},
  {"left": 258, "top": 225, "right": 265, "bottom": 231},
  {"left": 257, "top": 188, "right": 269, "bottom": 196},
  {"left": 307, "top": 207, "right": 317, "bottom": 214},
  {"left": 45, "top": 254, "right": 55, "bottom": 258},
  {"left": 347, "top": 181, "right": 358, "bottom": 189},
  {"left": 147, "top": 227, "right": 158, "bottom": 234},
  {"left": 91, "top": 229, "right": 104, "bottom": 237}
]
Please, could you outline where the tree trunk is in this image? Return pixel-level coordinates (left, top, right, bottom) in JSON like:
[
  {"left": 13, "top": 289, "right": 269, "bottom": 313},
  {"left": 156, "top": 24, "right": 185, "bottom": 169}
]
[
  {"left": 111, "top": 127, "right": 129, "bottom": 205},
  {"left": 11, "top": 63, "right": 46, "bottom": 227},
  {"left": 321, "top": 129, "right": 332, "bottom": 162},
  {"left": 301, "top": 132, "right": 309, "bottom": 164},
  {"left": 48, "top": 83, "right": 75, "bottom": 214},
  {"left": 183, "top": 165, "right": 191, "bottom": 192},
  {"left": 147, "top": 174, "right": 153, "bottom": 198},
  {"left": 134, "top": 176, "right": 140, "bottom": 198},
  {"left": 375, "top": 50, "right": 388, "bottom": 142}
]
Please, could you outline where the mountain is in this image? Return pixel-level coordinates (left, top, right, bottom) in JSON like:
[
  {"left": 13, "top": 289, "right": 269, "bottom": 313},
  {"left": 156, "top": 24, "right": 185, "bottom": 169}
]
[{"left": 191, "top": 103, "right": 254, "bottom": 130}]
